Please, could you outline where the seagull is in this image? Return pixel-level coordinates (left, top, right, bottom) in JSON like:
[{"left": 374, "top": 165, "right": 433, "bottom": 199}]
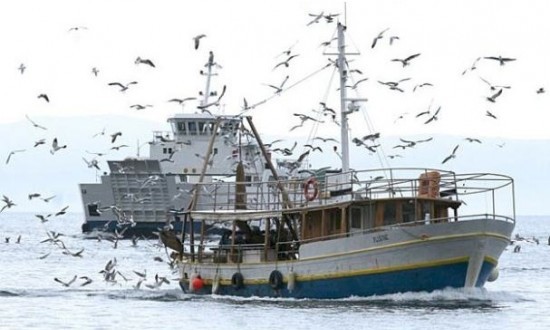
[
  {"left": 110, "top": 132, "right": 122, "bottom": 143},
  {"left": 62, "top": 248, "right": 84, "bottom": 257},
  {"left": 193, "top": 34, "right": 206, "bottom": 50},
  {"left": 484, "top": 56, "right": 516, "bottom": 66},
  {"left": 33, "top": 139, "right": 46, "bottom": 147},
  {"left": 389, "top": 36, "right": 400, "bottom": 45},
  {"left": 41, "top": 195, "right": 56, "bottom": 203},
  {"left": 346, "top": 77, "right": 369, "bottom": 90},
  {"left": 465, "top": 137, "right": 482, "bottom": 143},
  {"left": 168, "top": 97, "right": 196, "bottom": 104},
  {"left": 486, "top": 110, "right": 497, "bottom": 119},
  {"left": 391, "top": 53, "right": 421, "bottom": 67},
  {"left": 1, "top": 195, "right": 16, "bottom": 212},
  {"left": 274, "top": 55, "right": 299, "bottom": 70},
  {"left": 197, "top": 85, "right": 227, "bottom": 110},
  {"left": 6, "top": 149, "right": 25, "bottom": 164},
  {"left": 135, "top": 57, "right": 155, "bottom": 68},
  {"left": 68, "top": 26, "right": 88, "bottom": 32},
  {"left": 371, "top": 28, "right": 389, "bottom": 48},
  {"left": 108, "top": 81, "right": 138, "bottom": 92},
  {"left": 442, "top": 145, "right": 460, "bottom": 164},
  {"left": 536, "top": 87, "right": 545, "bottom": 94},
  {"left": 18, "top": 63, "right": 26, "bottom": 74},
  {"left": 266, "top": 75, "right": 289, "bottom": 94},
  {"left": 50, "top": 138, "right": 67, "bottom": 154},
  {"left": 82, "top": 157, "right": 100, "bottom": 170},
  {"left": 313, "top": 137, "right": 339, "bottom": 143},
  {"left": 28, "top": 193, "right": 41, "bottom": 200},
  {"left": 306, "top": 12, "right": 324, "bottom": 26},
  {"left": 378, "top": 78, "right": 411, "bottom": 92},
  {"left": 130, "top": 104, "right": 152, "bottom": 110},
  {"left": 424, "top": 106, "right": 441, "bottom": 124},
  {"left": 91, "top": 67, "right": 99, "bottom": 76},
  {"left": 486, "top": 89, "right": 503, "bottom": 103},
  {"left": 54, "top": 275, "right": 77, "bottom": 287},
  {"left": 413, "top": 82, "right": 433, "bottom": 92},
  {"left": 479, "top": 77, "right": 511, "bottom": 91},
  {"left": 461, "top": 57, "right": 482, "bottom": 75},
  {"left": 38, "top": 94, "right": 49, "bottom": 102},
  {"left": 25, "top": 114, "right": 47, "bottom": 130},
  {"left": 111, "top": 144, "right": 129, "bottom": 151},
  {"left": 92, "top": 128, "right": 105, "bottom": 138},
  {"left": 80, "top": 276, "right": 93, "bottom": 286},
  {"left": 35, "top": 214, "right": 50, "bottom": 223}
]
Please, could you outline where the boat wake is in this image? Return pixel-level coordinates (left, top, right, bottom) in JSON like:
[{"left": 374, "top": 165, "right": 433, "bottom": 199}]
[{"left": 207, "top": 287, "right": 528, "bottom": 310}]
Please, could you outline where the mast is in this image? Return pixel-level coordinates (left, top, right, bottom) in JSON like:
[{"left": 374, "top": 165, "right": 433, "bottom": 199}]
[
  {"left": 201, "top": 51, "right": 216, "bottom": 108},
  {"left": 337, "top": 22, "right": 350, "bottom": 172}
]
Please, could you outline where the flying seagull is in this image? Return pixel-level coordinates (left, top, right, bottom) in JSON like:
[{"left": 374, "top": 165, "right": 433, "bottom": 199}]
[
  {"left": 1, "top": 195, "right": 16, "bottom": 212},
  {"left": 371, "top": 28, "right": 389, "bottom": 48},
  {"left": 135, "top": 57, "right": 155, "bottom": 68},
  {"left": 54, "top": 275, "right": 77, "bottom": 287},
  {"left": 38, "top": 94, "right": 49, "bottom": 102},
  {"left": 486, "top": 89, "right": 503, "bottom": 103},
  {"left": 193, "top": 34, "right": 206, "bottom": 50},
  {"left": 91, "top": 67, "right": 99, "bottom": 76},
  {"left": 391, "top": 53, "right": 421, "bottom": 67},
  {"left": 110, "top": 132, "right": 122, "bottom": 143},
  {"left": 486, "top": 110, "right": 497, "bottom": 119},
  {"left": 108, "top": 81, "right": 138, "bottom": 92},
  {"left": 479, "top": 77, "right": 511, "bottom": 91},
  {"left": 25, "top": 114, "right": 47, "bottom": 130},
  {"left": 442, "top": 145, "right": 460, "bottom": 164},
  {"left": 130, "top": 104, "right": 152, "bottom": 110},
  {"left": 484, "top": 56, "right": 516, "bottom": 66},
  {"left": 50, "top": 138, "right": 67, "bottom": 154},
  {"left": 266, "top": 75, "right": 289, "bottom": 94},
  {"left": 6, "top": 149, "right": 25, "bottom": 164},
  {"left": 18, "top": 63, "right": 26, "bottom": 74},
  {"left": 168, "top": 97, "right": 196, "bottom": 104},
  {"left": 68, "top": 26, "right": 88, "bottom": 32},
  {"left": 274, "top": 55, "right": 299, "bottom": 70},
  {"left": 306, "top": 12, "right": 324, "bottom": 26}
]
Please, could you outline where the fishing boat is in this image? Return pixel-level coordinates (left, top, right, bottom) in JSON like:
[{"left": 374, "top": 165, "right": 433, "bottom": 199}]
[
  {"left": 170, "top": 22, "right": 516, "bottom": 298},
  {"left": 78, "top": 53, "right": 301, "bottom": 238}
]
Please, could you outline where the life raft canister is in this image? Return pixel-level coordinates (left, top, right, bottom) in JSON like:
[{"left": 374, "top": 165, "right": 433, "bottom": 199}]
[
  {"left": 269, "top": 270, "right": 284, "bottom": 290},
  {"left": 231, "top": 272, "right": 244, "bottom": 290},
  {"left": 303, "top": 177, "right": 319, "bottom": 201}
]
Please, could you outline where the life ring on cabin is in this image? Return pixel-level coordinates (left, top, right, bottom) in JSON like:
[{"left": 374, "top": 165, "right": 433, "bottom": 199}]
[
  {"left": 303, "top": 177, "right": 319, "bottom": 201},
  {"left": 231, "top": 272, "right": 244, "bottom": 290},
  {"left": 269, "top": 270, "right": 284, "bottom": 290}
]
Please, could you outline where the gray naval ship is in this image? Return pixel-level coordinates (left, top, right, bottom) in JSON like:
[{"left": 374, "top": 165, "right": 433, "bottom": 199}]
[{"left": 79, "top": 54, "right": 302, "bottom": 238}]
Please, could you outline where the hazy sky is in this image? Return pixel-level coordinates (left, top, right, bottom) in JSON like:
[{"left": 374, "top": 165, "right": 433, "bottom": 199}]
[{"left": 0, "top": 0, "right": 548, "bottom": 215}]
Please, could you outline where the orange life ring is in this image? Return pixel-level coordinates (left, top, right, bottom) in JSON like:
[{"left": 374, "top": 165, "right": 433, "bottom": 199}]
[{"left": 304, "top": 177, "right": 318, "bottom": 201}]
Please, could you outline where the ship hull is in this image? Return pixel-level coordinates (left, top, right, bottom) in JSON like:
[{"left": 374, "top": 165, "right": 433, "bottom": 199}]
[{"left": 179, "top": 218, "right": 513, "bottom": 299}]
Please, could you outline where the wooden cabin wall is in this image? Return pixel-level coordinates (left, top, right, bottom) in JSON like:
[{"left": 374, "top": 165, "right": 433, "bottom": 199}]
[{"left": 302, "top": 210, "right": 323, "bottom": 241}]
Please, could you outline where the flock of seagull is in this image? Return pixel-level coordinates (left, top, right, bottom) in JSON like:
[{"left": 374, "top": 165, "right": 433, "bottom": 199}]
[{"left": 1, "top": 11, "right": 546, "bottom": 292}]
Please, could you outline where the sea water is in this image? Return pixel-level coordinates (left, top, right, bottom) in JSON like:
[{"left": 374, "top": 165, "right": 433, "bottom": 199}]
[{"left": 0, "top": 213, "right": 548, "bottom": 330}]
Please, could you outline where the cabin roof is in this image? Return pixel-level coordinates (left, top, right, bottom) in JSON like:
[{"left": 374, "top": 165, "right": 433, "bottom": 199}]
[{"left": 190, "top": 209, "right": 282, "bottom": 221}]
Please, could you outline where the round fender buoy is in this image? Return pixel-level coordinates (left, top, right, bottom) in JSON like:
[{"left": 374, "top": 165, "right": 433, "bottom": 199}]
[
  {"left": 189, "top": 273, "right": 203, "bottom": 292},
  {"left": 487, "top": 267, "right": 499, "bottom": 282},
  {"left": 231, "top": 272, "right": 244, "bottom": 290},
  {"left": 287, "top": 271, "right": 296, "bottom": 292},
  {"left": 269, "top": 270, "right": 284, "bottom": 290}
]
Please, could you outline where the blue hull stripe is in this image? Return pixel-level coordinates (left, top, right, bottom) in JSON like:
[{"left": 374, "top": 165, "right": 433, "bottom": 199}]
[{"left": 181, "top": 260, "right": 495, "bottom": 299}]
